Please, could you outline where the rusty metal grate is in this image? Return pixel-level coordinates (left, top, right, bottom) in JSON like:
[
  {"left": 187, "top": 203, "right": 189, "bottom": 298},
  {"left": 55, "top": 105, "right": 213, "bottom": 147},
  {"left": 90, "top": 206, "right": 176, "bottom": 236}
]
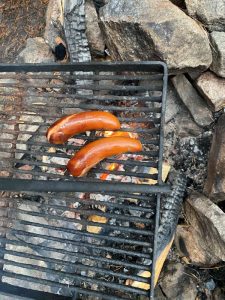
[{"left": 0, "top": 62, "right": 169, "bottom": 299}]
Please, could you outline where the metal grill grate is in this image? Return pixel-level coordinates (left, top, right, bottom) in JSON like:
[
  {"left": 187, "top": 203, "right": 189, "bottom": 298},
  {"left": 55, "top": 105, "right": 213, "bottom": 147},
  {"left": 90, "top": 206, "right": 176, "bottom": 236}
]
[{"left": 0, "top": 62, "right": 168, "bottom": 299}]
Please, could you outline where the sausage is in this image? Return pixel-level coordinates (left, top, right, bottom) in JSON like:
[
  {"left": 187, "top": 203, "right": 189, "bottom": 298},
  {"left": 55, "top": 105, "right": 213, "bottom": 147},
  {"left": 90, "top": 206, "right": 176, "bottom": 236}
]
[
  {"left": 67, "top": 137, "right": 143, "bottom": 177},
  {"left": 47, "top": 111, "right": 121, "bottom": 144}
]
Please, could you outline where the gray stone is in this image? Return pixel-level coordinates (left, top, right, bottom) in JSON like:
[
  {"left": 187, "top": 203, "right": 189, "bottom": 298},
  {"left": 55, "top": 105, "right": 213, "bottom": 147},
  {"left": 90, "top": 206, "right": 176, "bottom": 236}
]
[
  {"left": 17, "top": 38, "right": 54, "bottom": 64},
  {"left": 196, "top": 71, "right": 225, "bottom": 111},
  {"left": 176, "top": 192, "right": 225, "bottom": 265},
  {"left": 44, "top": 0, "right": 64, "bottom": 50},
  {"left": 185, "top": 0, "right": 225, "bottom": 31},
  {"left": 204, "top": 114, "right": 225, "bottom": 201},
  {"left": 165, "top": 82, "right": 180, "bottom": 123},
  {"left": 172, "top": 74, "right": 213, "bottom": 127},
  {"left": 99, "top": 0, "right": 212, "bottom": 72},
  {"left": 85, "top": 0, "right": 105, "bottom": 56},
  {"left": 210, "top": 31, "right": 225, "bottom": 78},
  {"left": 159, "top": 262, "right": 198, "bottom": 300}
]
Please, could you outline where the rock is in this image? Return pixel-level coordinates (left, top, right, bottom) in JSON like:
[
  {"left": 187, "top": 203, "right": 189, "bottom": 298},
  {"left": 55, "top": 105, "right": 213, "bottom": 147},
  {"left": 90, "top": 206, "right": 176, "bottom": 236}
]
[
  {"left": 159, "top": 262, "right": 198, "bottom": 300},
  {"left": 44, "top": 0, "right": 64, "bottom": 50},
  {"left": 204, "top": 114, "right": 225, "bottom": 201},
  {"left": 172, "top": 74, "right": 213, "bottom": 127},
  {"left": 165, "top": 82, "right": 180, "bottom": 123},
  {"left": 16, "top": 37, "right": 54, "bottom": 63},
  {"left": 175, "top": 113, "right": 203, "bottom": 137},
  {"left": 85, "top": 0, "right": 105, "bottom": 56},
  {"left": 210, "top": 31, "right": 225, "bottom": 78},
  {"left": 175, "top": 192, "right": 225, "bottom": 265},
  {"left": 99, "top": 0, "right": 212, "bottom": 72},
  {"left": 185, "top": 0, "right": 225, "bottom": 31},
  {"left": 196, "top": 71, "right": 225, "bottom": 111}
]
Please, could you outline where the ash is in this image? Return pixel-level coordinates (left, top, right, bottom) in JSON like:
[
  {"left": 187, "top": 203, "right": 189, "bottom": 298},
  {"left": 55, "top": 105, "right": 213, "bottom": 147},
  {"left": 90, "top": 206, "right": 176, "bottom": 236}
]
[{"left": 172, "top": 131, "right": 212, "bottom": 190}]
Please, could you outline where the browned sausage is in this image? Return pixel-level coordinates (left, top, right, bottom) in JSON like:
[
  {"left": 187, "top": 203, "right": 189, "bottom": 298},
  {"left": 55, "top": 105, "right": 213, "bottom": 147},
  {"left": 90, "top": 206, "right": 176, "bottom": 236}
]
[
  {"left": 67, "top": 137, "right": 143, "bottom": 177},
  {"left": 47, "top": 111, "right": 121, "bottom": 144}
]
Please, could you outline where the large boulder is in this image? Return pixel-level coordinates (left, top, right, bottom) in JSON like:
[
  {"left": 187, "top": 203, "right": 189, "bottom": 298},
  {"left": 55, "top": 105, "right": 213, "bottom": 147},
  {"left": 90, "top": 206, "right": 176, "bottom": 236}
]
[
  {"left": 175, "top": 192, "right": 225, "bottom": 265},
  {"left": 210, "top": 31, "right": 225, "bottom": 78},
  {"left": 196, "top": 71, "right": 225, "bottom": 111},
  {"left": 172, "top": 74, "right": 213, "bottom": 127},
  {"left": 204, "top": 114, "right": 225, "bottom": 201},
  {"left": 85, "top": 0, "right": 105, "bottom": 56},
  {"left": 99, "top": 0, "right": 212, "bottom": 72},
  {"left": 185, "top": 0, "right": 225, "bottom": 32}
]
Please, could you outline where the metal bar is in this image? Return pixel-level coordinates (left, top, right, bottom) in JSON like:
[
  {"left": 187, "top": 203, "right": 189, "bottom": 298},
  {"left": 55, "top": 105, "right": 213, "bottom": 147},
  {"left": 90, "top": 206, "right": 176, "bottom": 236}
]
[
  {"left": 4, "top": 213, "right": 153, "bottom": 239},
  {"left": 12, "top": 158, "right": 158, "bottom": 169},
  {"left": 0, "top": 117, "right": 162, "bottom": 125},
  {"left": 0, "top": 104, "right": 162, "bottom": 113},
  {"left": 0, "top": 126, "right": 161, "bottom": 135},
  {"left": 0, "top": 178, "right": 171, "bottom": 194},
  {"left": 0, "top": 61, "right": 166, "bottom": 72},
  {"left": 0, "top": 92, "right": 163, "bottom": 103},
  {"left": 0, "top": 237, "right": 149, "bottom": 271},
  {"left": 0, "top": 250, "right": 149, "bottom": 283},
  {"left": 0, "top": 259, "right": 148, "bottom": 295},
  {"left": 2, "top": 196, "right": 156, "bottom": 213},
  {"left": 8, "top": 190, "right": 156, "bottom": 202},
  {"left": 0, "top": 82, "right": 163, "bottom": 91},
  {"left": 9, "top": 220, "right": 152, "bottom": 247},
  {"left": 0, "top": 270, "right": 143, "bottom": 300},
  {"left": 0, "top": 137, "right": 160, "bottom": 146},
  {"left": 10, "top": 204, "right": 154, "bottom": 226},
  {"left": 8, "top": 230, "right": 151, "bottom": 259},
  {"left": 0, "top": 193, "right": 155, "bottom": 213},
  {"left": 0, "top": 73, "right": 163, "bottom": 81},
  {"left": 0, "top": 147, "right": 160, "bottom": 158}
]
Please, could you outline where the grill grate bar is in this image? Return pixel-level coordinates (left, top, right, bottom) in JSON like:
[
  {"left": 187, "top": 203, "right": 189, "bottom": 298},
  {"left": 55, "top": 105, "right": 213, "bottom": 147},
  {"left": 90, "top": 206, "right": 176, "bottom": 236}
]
[
  {"left": 0, "top": 137, "right": 160, "bottom": 146},
  {"left": 11, "top": 205, "right": 154, "bottom": 224},
  {"left": 0, "top": 73, "right": 163, "bottom": 81},
  {"left": 8, "top": 230, "right": 151, "bottom": 259},
  {"left": 4, "top": 193, "right": 155, "bottom": 213},
  {"left": 0, "top": 82, "right": 163, "bottom": 92},
  {"left": 3, "top": 196, "right": 156, "bottom": 213},
  {"left": 1, "top": 105, "right": 162, "bottom": 113},
  {"left": 6, "top": 210, "right": 153, "bottom": 237},
  {"left": 0, "top": 270, "right": 145, "bottom": 300},
  {"left": 1, "top": 259, "right": 148, "bottom": 295},
  {"left": 0, "top": 126, "right": 160, "bottom": 135},
  {"left": 0, "top": 92, "right": 163, "bottom": 103},
  {"left": 0, "top": 117, "right": 162, "bottom": 125},
  {"left": 0, "top": 147, "right": 160, "bottom": 158},
  {"left": 0, "top": 250, "right": 149, "bottom": 283},
  {"left": 0, "top": 237, "right": 150, "bottom": 271},
  {"left": 9, "top": 219, "right": 153, "bottom": 247},
  {"left": 12, "top": 190, "right": 157, "bottom": 202},
  {"left": 12, "top": 158, "right": 159, "bottom": 169}
]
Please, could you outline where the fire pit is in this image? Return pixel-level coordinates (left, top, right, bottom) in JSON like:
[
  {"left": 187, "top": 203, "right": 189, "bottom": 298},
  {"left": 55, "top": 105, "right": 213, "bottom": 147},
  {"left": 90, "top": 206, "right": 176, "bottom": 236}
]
[{"left": 0, "top": 62, "right": 184, "bottom": 299}]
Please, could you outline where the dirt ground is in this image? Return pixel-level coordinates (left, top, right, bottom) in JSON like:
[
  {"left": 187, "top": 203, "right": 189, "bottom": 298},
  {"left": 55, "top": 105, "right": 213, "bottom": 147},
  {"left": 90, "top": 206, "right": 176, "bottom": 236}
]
[{"left": 0, "top": 0, "right": 49, "bottom": 62}]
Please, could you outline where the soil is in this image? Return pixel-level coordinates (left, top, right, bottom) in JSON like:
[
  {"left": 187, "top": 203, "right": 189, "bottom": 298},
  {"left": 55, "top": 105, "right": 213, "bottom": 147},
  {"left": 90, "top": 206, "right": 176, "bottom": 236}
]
[{"left": 0, "top": 0, "right": 49, "bottom": 63}]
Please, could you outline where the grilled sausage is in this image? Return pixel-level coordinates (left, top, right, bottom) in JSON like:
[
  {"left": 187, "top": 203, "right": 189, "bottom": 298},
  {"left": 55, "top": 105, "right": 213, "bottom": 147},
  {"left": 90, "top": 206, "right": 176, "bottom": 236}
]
[
  {"left": 67, "top": 137, "right": 143, "bottom": 177},
  {"left": 47, "top": 111, "right": 121, "bottom": 144}
]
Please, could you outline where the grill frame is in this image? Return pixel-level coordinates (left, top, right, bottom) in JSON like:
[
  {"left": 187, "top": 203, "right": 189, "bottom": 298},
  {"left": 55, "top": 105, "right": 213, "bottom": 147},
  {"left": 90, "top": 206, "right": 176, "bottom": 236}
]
[{"left": 0, "top": 61, "right": 168, "bottom": 299}]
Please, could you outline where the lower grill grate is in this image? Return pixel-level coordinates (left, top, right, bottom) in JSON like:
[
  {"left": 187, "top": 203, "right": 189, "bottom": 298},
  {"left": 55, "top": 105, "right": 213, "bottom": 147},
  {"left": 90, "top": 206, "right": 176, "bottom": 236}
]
[{"left": 0, "top": 62, "right": 168, "bottom": 299}]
